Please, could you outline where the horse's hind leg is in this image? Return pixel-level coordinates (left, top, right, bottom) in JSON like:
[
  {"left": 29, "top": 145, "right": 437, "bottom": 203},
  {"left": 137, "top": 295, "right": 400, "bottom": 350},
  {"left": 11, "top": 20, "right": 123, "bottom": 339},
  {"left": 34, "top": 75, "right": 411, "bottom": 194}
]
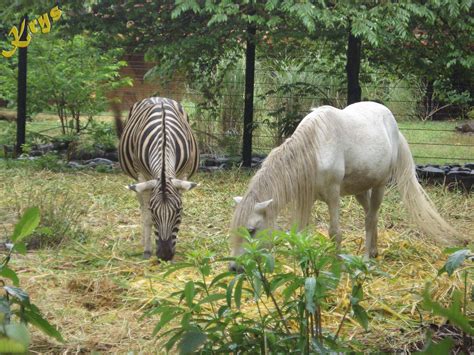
[
  {"left": 364, "top": 186, "right": 385, "bottom": 259},
  {"left": 356, "top": 191, "right": 371, "bottom": 258},
  {"left": 355, "top": 191, "right": 370, "bottom": 215},
  {"left": 326, "top": 186, "right": 342, "bottom": 251}
]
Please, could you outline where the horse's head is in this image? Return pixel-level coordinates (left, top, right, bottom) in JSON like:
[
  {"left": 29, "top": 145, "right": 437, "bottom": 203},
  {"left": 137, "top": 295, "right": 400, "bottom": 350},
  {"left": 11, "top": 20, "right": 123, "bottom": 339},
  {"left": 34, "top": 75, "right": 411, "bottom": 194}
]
[
  {"left": 128, "top": 178, "right": 197, "bottom": 261},
  {"left": 229, "top": 196, "right": 273, "bottom": 272}
]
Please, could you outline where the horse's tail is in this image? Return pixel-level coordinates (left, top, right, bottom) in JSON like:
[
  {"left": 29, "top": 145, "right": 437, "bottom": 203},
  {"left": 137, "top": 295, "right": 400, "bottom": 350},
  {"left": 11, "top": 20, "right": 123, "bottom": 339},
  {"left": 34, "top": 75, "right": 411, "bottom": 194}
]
[{"left": 393, "top": 133, "right": 460, "bottom": 245}]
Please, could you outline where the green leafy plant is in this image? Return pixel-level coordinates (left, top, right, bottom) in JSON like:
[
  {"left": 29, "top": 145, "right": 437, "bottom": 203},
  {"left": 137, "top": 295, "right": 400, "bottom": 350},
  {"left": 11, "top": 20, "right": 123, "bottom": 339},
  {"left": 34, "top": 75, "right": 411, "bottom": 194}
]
[
  {"left": 31, "top": 152, "right": 64, "bottom": 172},
  {"left": 146, "top": 229, "right": 375, "bottom": 353},
  {"left": 0, "top": 207, "right": 63, "bottom": 352},
  {"left": 84, "top": 120, "right": 117, "bottom": 152},
  {"left": 420, "top": 246, "right": 473, "bottom": 353}
]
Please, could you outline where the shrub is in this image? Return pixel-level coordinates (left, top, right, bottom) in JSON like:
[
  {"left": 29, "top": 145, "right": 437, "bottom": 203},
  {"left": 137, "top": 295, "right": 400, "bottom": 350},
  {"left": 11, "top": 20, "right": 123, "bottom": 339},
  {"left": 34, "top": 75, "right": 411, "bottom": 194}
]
[{"left": 146, "top": 229, "right": 376, "bottom": 353}]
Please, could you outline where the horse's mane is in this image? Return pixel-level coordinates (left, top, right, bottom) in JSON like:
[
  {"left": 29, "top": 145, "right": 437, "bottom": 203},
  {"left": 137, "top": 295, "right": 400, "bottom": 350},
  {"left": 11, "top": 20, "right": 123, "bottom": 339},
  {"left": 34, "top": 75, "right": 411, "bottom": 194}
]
[{"left": 231, "top": 106, "right": 341, "bottom": 231}]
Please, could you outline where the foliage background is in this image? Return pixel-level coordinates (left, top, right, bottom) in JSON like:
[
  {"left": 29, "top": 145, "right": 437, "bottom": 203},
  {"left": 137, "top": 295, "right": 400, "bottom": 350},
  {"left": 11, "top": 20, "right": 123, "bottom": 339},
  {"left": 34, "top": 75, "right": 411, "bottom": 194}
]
[{"left": 0, "top": 0, "right": 472, "bottom": 160}]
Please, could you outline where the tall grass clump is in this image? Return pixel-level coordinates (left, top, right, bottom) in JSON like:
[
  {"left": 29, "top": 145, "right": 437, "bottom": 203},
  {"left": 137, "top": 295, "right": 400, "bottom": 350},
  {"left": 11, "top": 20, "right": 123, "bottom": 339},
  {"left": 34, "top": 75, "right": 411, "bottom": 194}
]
[
  {"left": 361, "top": 73, "right": 421, "bottom": 121},
  {"left": 183, "top": 55, "right": 245, "bottom": 155},
  {"left": 13, "top": 186, "right": 88, "bottom": 248},
  {"left": 146, "top": 229, "right": 377, "bottom": 353},
  {"left": 186, "top": 56, "right": 274, "bottom": 155}
]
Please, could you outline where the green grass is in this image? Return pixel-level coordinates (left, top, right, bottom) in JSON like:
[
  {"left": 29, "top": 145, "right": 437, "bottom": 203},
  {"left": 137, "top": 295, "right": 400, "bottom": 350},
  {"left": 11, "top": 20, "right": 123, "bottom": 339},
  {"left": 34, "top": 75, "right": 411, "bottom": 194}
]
[
  {"left": 0, "top": 163, "right": 472, "bottom": 352},
  {"left": 399, "top": 121, "right": 474, "bottom": 164}
]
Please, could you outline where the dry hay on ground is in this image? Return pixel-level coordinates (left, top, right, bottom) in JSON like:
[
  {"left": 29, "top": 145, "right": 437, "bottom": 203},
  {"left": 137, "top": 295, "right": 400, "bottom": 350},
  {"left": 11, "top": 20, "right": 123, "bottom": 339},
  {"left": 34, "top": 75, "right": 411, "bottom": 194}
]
[{"left": 0, "top": 167, "right": 472, "bottom": 353}]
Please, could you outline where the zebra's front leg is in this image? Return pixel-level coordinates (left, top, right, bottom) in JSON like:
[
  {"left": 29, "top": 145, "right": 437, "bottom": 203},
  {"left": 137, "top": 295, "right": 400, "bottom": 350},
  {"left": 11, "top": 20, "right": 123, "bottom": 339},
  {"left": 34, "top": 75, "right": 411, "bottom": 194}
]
[{"left": 137, "top": 190, "right": 153, "bottom": 259}]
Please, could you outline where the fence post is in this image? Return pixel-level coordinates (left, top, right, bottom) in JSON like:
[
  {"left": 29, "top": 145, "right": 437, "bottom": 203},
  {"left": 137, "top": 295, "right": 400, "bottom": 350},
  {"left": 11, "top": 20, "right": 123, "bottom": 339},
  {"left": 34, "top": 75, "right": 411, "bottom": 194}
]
[
  {"left": 346, "top": 30, "right": 361, "bottom": 106},
  {"left": 16, "top": 15, "right": 28, "bottom": 156},
  {"left": 242, "top": 24, "right": 256, "bottom": 167}
]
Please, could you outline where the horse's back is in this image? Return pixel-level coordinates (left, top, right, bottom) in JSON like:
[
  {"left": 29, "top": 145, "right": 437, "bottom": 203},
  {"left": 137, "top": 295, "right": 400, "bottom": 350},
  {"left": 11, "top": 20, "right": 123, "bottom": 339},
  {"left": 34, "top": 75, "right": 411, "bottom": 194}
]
[{"left": 309, "top": 102, "right": 400, "bottom": 196}]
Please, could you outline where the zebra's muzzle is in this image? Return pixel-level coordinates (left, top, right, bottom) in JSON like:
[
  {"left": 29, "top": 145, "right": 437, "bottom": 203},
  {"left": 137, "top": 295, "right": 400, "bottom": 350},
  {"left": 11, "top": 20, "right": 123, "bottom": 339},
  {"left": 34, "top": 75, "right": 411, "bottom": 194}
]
[{"left": 155, "top": 237, "right": 175, "bottom": 261}]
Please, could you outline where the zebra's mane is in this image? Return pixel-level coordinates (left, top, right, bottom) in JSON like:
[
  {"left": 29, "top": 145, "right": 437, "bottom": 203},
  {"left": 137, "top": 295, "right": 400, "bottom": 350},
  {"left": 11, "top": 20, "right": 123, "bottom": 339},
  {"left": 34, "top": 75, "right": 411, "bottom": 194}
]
[{"left": 160, "top": 102, "right": 167, "bottom": 196}]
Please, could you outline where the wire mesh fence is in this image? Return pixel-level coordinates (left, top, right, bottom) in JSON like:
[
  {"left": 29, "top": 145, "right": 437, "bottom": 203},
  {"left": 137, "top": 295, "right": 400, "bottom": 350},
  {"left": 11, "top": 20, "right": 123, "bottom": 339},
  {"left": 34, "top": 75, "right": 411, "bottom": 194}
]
[{"left": 103, "top": 62, "right": 473, "bottom": 164}]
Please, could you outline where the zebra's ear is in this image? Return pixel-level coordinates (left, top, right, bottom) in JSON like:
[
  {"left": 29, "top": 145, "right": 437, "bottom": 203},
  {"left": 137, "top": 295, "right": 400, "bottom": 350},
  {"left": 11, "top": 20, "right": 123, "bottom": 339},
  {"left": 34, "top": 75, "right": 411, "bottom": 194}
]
[
  {"left": 255, "top": 199, "right": 273, "bottom": 213},
  {"left": 171, "top": 179, "right": 198, "bottom": 192},
  {"left": 127, "top": 180, "right": 157, "bottom": 193},
  {"left": 233, "top": 196, "right": 243, "bottom": 205}
]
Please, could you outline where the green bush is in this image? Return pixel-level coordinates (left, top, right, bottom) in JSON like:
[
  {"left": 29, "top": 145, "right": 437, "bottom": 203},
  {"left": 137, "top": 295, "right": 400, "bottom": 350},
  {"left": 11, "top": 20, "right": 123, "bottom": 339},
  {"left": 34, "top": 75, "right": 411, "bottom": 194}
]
[{"left": 146, "top": 229, "right": 376, "bottom": 353}]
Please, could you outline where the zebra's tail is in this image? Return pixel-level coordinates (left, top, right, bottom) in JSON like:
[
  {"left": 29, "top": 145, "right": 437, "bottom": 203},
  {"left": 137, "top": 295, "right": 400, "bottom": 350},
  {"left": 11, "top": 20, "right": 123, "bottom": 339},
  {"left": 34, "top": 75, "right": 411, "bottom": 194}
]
[{"left": 111, "top": 102, "right": 124, "bottom": 138}]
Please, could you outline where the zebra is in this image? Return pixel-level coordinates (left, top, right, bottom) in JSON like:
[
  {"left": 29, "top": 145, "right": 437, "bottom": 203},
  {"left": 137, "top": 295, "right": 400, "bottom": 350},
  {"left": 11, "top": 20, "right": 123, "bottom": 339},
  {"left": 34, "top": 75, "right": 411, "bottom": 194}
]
[{"left": 114, "top": 97, "right": 199, "bottom": 261}]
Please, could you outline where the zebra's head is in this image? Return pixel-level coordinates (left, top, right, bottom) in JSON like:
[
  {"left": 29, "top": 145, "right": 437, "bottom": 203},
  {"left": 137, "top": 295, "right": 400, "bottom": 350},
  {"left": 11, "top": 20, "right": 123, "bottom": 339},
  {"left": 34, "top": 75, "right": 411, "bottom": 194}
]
[{"left": 128, "top": 178, "right": 198, "bottom": 261}]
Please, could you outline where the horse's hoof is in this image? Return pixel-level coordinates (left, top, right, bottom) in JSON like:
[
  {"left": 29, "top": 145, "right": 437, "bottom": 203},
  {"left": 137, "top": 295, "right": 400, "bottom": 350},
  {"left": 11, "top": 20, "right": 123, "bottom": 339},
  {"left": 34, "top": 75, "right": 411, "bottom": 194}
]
[
  {"left": 143, "top": 251, "right": 152, "bottom": 259},
  {"left": 369, "top": 250, "right": 379, "bottom": 258}
]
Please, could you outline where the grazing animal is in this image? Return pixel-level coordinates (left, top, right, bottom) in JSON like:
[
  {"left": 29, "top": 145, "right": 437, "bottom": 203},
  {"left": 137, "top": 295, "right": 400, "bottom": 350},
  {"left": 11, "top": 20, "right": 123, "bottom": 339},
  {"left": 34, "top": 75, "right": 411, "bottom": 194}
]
[
  {"left": 230, "top": 101, "right": 460, "bottom": 270},
  {"left": 114, "top": 97, "right": 199, "bottom": 261}
]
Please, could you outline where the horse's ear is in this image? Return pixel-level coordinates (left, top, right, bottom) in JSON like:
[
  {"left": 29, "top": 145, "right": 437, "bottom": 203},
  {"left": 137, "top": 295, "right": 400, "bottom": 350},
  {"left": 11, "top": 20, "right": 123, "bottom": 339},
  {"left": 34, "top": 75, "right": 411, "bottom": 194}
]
[
  {"left": 127, "top": 180, "right": 157, "bottom": 193},
  {"left": 233, "top": 196, "right": 243, "bottom": 205},
  {"left": 171, "top": 178, "right": 198, "bottom": 192},
  {"left": 255, "top": 199, "right": 273, "bottom": 213}
]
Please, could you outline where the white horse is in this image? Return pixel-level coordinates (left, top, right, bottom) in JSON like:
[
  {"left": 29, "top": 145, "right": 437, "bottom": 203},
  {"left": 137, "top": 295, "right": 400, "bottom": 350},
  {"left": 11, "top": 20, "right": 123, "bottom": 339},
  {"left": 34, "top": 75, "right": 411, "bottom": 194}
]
[{"left": 230, "top": 102, "right": 461, "bottom": 270}]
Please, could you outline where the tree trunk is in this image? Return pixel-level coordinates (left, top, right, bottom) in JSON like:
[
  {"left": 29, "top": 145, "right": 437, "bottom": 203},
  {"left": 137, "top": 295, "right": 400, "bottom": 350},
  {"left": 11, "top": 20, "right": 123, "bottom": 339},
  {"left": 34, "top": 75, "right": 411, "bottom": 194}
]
[
  {"left": 423, "top": 78, "right": 434, "bottom": 118},
  {"left": 16, "top": 15, "right": 28, "bottom": 156},
  {"left": 74, "top": 110, "right": 81, "bottom": 133},
  {"left": 242, "top": 25, "right": 256, "bottom": 167},
  {"left": 346, "top": 31, "right": 362, "bottom": 106}
]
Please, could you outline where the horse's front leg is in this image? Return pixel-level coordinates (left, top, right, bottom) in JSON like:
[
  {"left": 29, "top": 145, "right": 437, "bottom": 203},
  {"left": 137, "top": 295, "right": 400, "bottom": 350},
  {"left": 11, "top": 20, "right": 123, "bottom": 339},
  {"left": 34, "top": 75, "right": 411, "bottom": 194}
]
[
  {"left": 326, "top": 186, "right": 342, "bottom": 251},
  {"left": 365, "top": 186, "right": 385, "bottom": 259},
  {"left": 137, "top": 190, "right": 153, "bottom": 259}
]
